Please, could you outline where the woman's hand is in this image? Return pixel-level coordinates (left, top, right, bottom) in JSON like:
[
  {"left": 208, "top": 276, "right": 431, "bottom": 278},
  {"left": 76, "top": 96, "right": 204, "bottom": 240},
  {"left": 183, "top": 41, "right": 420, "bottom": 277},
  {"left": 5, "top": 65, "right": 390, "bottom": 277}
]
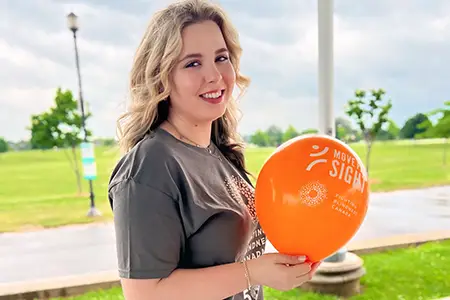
[{"left": 246, "top": 253, "right": 321, "bottom": 291}]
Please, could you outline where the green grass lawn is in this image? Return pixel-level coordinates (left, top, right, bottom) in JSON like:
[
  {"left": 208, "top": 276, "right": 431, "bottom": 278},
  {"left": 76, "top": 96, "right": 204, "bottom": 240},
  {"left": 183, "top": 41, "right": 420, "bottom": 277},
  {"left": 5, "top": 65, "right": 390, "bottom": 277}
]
[
  {"left": 0, "top": 141, "right": 449, "bottom": 232},
  {"left": 50, "top": 239, "right": 450, "bottom": 300}
]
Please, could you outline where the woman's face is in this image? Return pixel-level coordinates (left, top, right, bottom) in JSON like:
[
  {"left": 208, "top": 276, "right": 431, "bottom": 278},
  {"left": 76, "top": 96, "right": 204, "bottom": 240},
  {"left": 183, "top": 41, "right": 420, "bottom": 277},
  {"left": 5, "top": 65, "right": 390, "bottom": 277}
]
[{"left": 169, "top": 20, "right": 236, "bottom": 125}]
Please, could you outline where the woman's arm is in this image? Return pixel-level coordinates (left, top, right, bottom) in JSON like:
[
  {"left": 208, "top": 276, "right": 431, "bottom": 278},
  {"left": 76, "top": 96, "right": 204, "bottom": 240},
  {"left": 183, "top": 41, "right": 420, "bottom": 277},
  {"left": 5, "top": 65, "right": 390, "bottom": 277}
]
[
  {"left": 121, "top": 262, "right": 248, "bottom": 300},
  {"left": 121, "top": 254, "right": 314, "bottom": 300}
]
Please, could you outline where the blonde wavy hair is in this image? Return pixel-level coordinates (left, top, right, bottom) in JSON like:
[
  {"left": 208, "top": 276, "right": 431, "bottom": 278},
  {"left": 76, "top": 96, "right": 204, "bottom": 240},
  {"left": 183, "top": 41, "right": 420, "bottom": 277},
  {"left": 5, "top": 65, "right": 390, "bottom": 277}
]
[{"left": 117, "top": 0, "right": 251, "bottom": 174}]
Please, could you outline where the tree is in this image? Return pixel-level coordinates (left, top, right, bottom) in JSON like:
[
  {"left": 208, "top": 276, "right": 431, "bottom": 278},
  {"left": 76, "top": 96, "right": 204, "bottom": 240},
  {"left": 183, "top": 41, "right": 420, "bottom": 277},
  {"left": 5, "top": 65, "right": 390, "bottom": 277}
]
[
  {"left": 418, "top": 101, "right": 450, "bottom": 165},
  {"left": 335, "top": 116, "right": 355, "bottom": 142},
  {"left": 249, "top": 130, "right": 270, "bottom": 147},
  {"left": 266, "top": 125, "right": 284, "bottom": 146},
  {"left": 400, "top": 113, "right": 431, "bottom": 139},
  {"left": 374, "top": 120, "right": 400, "bottom": 141},
  {"left": 282, "top": 125, "right": 299, "bottom": 143},
  {"left": 29, "top": 87, "right": 92, "bottom": 194},
  {"left": 345, "top": 88, "right": 393, "bottom": 175},
  {"left": 0, "top": 137, "right": 8, "bottom": 153},
  {"left": 375, "top": 129, "right": 392, "bottom": 141},
  {"left": 299, "top": 128, "right": 319, "bottom": 135},
  {"left": 386, "top": 120, "right": 400, "bottom": 139}
]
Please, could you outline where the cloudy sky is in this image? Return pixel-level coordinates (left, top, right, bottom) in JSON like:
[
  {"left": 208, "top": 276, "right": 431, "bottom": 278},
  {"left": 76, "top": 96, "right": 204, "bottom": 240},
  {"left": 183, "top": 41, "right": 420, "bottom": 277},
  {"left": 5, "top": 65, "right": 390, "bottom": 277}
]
[{"left": 1, "top": 0, "right": 449, "bottom": 142}]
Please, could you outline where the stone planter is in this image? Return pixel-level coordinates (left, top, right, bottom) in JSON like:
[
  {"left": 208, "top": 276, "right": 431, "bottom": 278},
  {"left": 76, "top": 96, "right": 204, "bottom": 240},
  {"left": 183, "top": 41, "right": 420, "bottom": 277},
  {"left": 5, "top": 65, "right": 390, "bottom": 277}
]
[{"left": 299, "top": 252, "right": 366, "bottom": 297}]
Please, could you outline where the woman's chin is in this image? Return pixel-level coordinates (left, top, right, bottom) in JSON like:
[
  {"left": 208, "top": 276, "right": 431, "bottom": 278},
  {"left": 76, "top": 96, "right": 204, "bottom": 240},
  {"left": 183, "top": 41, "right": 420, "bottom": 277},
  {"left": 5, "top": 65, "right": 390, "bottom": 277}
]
[{"left": 200, "top": 106, "right": 228, "bottom": 123}]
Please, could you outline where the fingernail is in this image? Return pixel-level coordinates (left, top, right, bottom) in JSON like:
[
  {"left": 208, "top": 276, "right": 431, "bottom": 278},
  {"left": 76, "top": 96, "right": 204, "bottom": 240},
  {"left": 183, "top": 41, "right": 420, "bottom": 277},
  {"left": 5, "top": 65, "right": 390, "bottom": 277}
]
[{"left": 297, "top": 255, "right": 306, "bottom": 262}]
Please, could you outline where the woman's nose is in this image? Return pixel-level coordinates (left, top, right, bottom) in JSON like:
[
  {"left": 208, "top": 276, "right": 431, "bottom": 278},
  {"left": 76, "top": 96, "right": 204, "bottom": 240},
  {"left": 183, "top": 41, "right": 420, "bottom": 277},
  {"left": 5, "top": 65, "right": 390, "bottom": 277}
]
[{"left": 204, "top": 63, "right": 222, "bottom": 83}]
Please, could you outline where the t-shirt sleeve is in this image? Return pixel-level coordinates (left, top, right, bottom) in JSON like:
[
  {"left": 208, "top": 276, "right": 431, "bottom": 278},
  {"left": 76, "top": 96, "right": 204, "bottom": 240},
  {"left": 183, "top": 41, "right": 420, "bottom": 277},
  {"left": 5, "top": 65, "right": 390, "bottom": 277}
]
[{"left": 109, "top": 177, "right": 184, "bottom": 279}]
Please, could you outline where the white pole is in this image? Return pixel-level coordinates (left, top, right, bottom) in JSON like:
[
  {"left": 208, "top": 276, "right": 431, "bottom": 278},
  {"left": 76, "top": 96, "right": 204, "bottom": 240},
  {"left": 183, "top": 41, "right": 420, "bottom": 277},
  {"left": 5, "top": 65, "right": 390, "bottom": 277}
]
[
  {"left": 318, "top": 0, "right": 346, "bottom": 263},
  {"left": 318, "top": 0, "right": 334, "bottom": 137}
]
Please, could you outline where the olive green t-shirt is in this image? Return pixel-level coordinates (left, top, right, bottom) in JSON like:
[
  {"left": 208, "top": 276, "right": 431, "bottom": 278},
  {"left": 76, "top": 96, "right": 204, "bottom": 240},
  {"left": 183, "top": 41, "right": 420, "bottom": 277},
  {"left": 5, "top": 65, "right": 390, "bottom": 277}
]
[{"left": 108, "top": 127, "right": 267, "bottom": 300}]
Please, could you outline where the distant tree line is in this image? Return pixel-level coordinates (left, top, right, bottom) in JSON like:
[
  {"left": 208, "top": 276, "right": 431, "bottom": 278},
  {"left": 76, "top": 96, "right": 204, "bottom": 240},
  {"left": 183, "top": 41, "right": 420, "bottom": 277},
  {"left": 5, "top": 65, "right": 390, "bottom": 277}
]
[
  {"left": 247, "top": 90, "right": 444, "bottom": 149},
  {"left": 0, "top": 88, "right": 448, "bottom": 157},
  {"left": 0, "top": 87, "right": 114, "bottom": 153},
  {"left": 246, "top": 88, "right": 449, "bottom": 174},
  {"left": 0, "top": 137, "right": 8, "bottom": 153},
  {"left": 246, "top": 112, "right": 436, "bottom": 147}
]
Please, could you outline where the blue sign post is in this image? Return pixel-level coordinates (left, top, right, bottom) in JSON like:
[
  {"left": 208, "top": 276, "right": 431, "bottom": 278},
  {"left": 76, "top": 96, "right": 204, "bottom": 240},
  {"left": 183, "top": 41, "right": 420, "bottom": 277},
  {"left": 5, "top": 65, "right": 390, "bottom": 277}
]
[{"left": 80, "top": 142, "right": 97, "bottom": 180}]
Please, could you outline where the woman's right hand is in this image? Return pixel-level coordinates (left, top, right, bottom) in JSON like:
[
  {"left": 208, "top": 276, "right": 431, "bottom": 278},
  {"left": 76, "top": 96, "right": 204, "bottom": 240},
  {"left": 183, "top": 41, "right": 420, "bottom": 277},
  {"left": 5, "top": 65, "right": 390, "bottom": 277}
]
[{"left": 246, "top": 253, "right": 321, "bottom": 291}]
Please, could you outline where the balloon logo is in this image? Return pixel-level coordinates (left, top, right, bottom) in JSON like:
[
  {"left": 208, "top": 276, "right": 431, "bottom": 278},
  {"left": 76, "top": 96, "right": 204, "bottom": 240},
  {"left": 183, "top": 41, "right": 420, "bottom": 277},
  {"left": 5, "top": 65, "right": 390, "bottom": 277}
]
[{"left": 255, "top": 134, "right": 369, "bottom": 263}]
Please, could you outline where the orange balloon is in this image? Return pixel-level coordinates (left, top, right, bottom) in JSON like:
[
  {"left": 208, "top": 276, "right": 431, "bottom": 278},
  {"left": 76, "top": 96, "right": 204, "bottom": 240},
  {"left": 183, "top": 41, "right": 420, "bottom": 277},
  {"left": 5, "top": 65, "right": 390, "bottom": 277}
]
[{"left": 255, "top": 134, "right": 369, "bottom": 262}]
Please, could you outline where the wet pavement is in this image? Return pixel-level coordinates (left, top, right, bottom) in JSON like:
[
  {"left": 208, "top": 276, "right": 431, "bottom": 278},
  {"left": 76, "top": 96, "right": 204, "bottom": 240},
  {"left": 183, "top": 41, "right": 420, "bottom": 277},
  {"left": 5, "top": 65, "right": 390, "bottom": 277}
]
[{"left": 1, "top": 186, "right": 450, "bottom": 285}]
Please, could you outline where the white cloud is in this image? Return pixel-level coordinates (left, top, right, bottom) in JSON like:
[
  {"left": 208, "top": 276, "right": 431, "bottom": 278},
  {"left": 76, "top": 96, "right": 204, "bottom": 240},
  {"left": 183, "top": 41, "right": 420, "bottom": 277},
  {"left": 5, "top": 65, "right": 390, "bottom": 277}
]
[
  {"left": 1, "top": 0, "right": 450, "bottom": 141},
  {"left": 238, "top": 87, "right": 318, "bottom": 134},
  {"left": 1, "top": 87, "right": 55, "bottom": 111}
]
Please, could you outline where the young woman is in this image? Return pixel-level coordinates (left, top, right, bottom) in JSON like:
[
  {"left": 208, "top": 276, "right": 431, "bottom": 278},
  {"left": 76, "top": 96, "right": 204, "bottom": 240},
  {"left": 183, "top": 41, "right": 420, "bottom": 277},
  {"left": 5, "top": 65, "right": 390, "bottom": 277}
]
[{"left": 108, "top": 0, "right": 320, "bottom": 299}]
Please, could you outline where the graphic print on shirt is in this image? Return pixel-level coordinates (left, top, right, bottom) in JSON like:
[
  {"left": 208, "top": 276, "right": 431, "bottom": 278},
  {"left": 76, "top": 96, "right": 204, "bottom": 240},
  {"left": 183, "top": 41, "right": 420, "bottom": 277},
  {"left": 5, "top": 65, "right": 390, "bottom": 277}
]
[{"left": 225, "top": 174, "right": 266, "bottom": 300}]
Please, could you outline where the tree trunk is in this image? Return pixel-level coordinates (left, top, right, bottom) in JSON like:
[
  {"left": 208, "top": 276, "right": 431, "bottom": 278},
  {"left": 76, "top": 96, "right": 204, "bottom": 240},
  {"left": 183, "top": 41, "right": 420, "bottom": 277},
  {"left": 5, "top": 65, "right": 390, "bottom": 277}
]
[
  {"left": 71, "top": 145, "right": 83, "bottom": 195},
  {"left": 365, "top": 141, "right": 372, "bottom": 176}
]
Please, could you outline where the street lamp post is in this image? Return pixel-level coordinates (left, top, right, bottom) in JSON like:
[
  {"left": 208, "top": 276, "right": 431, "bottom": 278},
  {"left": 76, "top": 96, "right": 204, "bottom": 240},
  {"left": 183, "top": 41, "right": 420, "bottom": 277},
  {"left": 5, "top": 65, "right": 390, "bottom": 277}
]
[{"left": 67, "top": 12, "right": 101, "bottom": 217}]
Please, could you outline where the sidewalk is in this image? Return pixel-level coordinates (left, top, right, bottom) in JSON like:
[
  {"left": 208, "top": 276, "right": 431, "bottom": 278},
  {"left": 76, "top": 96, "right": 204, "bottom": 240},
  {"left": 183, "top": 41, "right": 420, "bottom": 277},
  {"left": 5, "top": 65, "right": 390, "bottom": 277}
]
[{"left": 1, "top": 185, "right": 450, "bottom": 286}]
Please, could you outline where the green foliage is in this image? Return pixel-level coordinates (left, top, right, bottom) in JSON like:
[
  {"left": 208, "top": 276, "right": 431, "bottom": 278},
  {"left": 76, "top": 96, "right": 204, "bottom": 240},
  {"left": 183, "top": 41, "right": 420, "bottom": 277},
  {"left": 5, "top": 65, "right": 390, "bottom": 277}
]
[
  {"left": 419, "top": 101, "right": 450, "bottom": 139},
  {"left": 249, "top": 125, "right": 321, "bottom": 147},
  {"left": 28, "top": 87, "right": 93, "bottom": 194},
  {"left": 346, "top": 88, "right": 393, "bottom": 143},
  {"left": 300, "top": 128, "right": 319, "bottom": 135},
  {"left": 335, "top": 116, "right": 359, "bottom": 142},
  {"left": 0, "top": 137, "right": 8, "bottom": 153},
  {"left": 386, "top": 119, "right": 400, "bottom": 139},
  {"left": 373, "top": 120, "right": 400, "bottom": 141},
  {"left": 266, "top": 125, "right": 284, "bottom": 146},
  {"left": 249, "top": 126, "right": 294, "bottom": 147},
  {"left": 399, "top": 113, "right": 432, "bottom": 139},
  {"left": 248, "top": 120, "right": 364, "bottom": 148},
  {"left": 29, "top": 87, "right": 92, "bottom": 150},
  {"left": 249, "top": 129, "right": 271, "bottom": 147},
  {"left": 345, "top": 88, "right": 393, "bottom": 174},
  {"left": 417, "top": 101, "right": 450, "bottom": 165},
  {"left": 282, "top": 125, "right": 298, "bottom": 142},
  {"left": 101, "top": 138, "right": 116, "bottom": 147}
]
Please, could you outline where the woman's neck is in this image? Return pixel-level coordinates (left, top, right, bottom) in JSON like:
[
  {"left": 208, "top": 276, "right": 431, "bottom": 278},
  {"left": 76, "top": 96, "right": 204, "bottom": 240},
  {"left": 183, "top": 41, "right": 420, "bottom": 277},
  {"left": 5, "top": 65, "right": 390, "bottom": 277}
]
[{"left": 163, "top": 114, "right": 212, "bottom": 148}]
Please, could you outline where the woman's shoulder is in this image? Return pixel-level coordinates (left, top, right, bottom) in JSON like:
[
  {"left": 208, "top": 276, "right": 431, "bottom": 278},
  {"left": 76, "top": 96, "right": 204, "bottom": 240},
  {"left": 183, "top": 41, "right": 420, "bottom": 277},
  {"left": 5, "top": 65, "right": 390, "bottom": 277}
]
[{"left": 108, "top": 131, "right": 180, "bottom": 195}]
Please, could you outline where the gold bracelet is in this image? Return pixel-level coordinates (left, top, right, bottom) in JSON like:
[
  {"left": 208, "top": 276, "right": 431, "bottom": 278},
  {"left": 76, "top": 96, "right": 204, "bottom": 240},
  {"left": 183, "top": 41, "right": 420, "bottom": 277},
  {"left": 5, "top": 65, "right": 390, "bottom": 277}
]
[{"left": 242, "top": 260, "right": 252, "bottom": 291}]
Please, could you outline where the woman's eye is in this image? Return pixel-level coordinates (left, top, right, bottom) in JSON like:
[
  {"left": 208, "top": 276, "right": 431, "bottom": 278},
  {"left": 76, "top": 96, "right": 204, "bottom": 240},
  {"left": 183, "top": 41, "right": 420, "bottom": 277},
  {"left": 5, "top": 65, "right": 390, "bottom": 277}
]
[
  {"left": 185, "top": 61, "right": 200, "bottom": 68},
  {"left": 184, "top": 55, "right": 229, "bottom": 68},
  {"left": 217, "top": 55, "right": 229, "bottom": 62}
]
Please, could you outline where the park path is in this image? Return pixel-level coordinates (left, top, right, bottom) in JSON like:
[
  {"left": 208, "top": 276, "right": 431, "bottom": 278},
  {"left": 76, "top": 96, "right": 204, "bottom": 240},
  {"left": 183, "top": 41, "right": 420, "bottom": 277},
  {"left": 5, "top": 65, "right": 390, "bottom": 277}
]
[{"left": 1, "top": 186, "right": 450, "bottom": 285}]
